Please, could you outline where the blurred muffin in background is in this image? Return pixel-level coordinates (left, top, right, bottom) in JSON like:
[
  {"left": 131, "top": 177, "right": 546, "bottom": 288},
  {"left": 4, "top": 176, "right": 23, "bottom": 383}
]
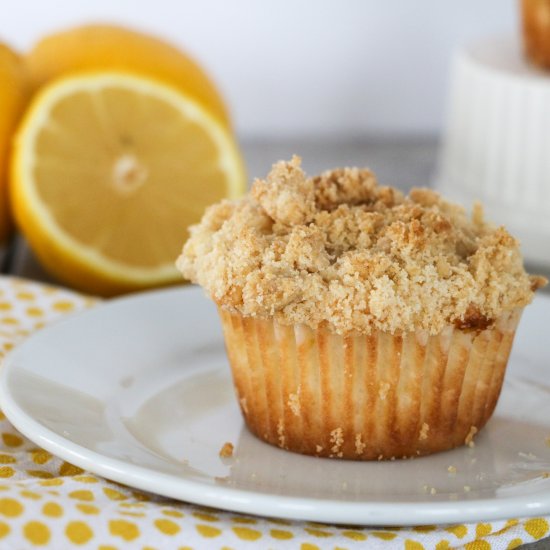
[{"left": 522, "top": 0, "right": 550, "bottom": 69}]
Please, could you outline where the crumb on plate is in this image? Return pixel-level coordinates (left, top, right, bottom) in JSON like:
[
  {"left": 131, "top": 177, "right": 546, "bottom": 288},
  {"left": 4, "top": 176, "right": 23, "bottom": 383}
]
[{"left": 219, "top": 442, "right": 234, "bottom": 458}]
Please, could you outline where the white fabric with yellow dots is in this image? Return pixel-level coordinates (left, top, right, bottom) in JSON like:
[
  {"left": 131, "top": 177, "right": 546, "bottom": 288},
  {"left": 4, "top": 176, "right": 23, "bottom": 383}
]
[{"left": 0, "top": 276, "right": 549, "bottom": 550}]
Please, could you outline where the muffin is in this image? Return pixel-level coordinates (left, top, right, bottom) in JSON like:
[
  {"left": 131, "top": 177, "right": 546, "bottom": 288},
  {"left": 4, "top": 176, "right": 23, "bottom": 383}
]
[
  {"left": 522, "top": 0, "right": 550, "bottom": 69},
  {"left": 177, "top": 157, "right": 546, "bottom": 460}
]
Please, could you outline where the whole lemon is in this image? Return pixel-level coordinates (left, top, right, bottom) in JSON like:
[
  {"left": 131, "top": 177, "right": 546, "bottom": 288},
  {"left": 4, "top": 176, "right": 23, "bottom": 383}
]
[
  {"left": 26, "top": 23, "right": 230, "bottom": 127},
  {"left": 0, "top": 44, "right": 29, "bottom": 243}
]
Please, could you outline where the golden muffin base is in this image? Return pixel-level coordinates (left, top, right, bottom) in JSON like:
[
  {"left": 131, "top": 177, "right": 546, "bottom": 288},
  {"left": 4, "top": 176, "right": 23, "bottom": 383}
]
[{"left": 218, "top": 308, "right": 522, "bottom": 460}]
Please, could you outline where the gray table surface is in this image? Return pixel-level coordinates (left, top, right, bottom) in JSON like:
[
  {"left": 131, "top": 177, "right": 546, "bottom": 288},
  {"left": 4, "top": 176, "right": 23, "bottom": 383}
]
[{"left": 1, "top": 138, "right": 548, "bottom": 548}]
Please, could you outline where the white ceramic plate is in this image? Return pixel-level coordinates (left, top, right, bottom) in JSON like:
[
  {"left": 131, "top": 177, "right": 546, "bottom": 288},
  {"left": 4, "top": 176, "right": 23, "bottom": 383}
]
[{"left": 1, "top": 286, "right": 549, "bottom": 526}]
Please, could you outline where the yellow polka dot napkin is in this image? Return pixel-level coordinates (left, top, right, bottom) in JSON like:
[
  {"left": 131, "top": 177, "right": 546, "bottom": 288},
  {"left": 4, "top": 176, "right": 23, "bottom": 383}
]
[{"left": 0, "top": 276, "right": 549, "bottom": 550}]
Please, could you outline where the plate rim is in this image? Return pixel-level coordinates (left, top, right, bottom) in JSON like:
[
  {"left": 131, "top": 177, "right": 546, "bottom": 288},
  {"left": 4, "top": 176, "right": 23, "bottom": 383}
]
[{"left": 1, "top": 285, "right": 550, "bottom": 526}]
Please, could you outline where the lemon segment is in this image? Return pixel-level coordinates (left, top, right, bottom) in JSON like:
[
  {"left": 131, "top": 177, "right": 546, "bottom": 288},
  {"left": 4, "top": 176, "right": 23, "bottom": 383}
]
[{"left": 11, "top": 72, "right": 246, "bottom": 296}]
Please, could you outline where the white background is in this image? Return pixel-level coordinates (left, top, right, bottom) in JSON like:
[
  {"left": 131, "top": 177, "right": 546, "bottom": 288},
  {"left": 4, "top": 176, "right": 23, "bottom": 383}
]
[{"left": 1, "top": 0, "right": 517, "bottom": 138}]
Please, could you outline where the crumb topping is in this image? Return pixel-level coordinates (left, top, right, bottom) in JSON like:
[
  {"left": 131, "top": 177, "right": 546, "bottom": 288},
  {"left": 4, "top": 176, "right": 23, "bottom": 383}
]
[
  {"left": 419, "top": 422, "right": 430, "bottom": 441},
  {"left": 177, "top": 156, "right": 545, "bottom": 335},
  {"left": 465, "top": 426, "right": 478, "bottom": 448},
  {"left": 329, "top": 427, "right": 344, "bottom": 457},
  {"left": 378, "top": 382, "right": 391, "bottom": 401},
  {"left": 287, "top": 390, "right": 301, "bottom": 417},
  {"left": 355, "top": 434, "right": 366, "bottom": 455},
  {"left": 277, "top": 419, "right": 286, "bottom": 449}
]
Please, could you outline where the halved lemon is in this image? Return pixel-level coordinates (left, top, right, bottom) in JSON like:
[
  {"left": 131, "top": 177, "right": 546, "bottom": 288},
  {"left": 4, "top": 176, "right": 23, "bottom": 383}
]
[{"left": 11, "top": 72, "right": 246, "bottom": 296}]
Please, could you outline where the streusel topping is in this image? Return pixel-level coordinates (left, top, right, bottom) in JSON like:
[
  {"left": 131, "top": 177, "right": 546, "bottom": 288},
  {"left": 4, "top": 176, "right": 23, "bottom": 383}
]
[{"left": 177, "top": 156, "right": 545, "bottom": 335}]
